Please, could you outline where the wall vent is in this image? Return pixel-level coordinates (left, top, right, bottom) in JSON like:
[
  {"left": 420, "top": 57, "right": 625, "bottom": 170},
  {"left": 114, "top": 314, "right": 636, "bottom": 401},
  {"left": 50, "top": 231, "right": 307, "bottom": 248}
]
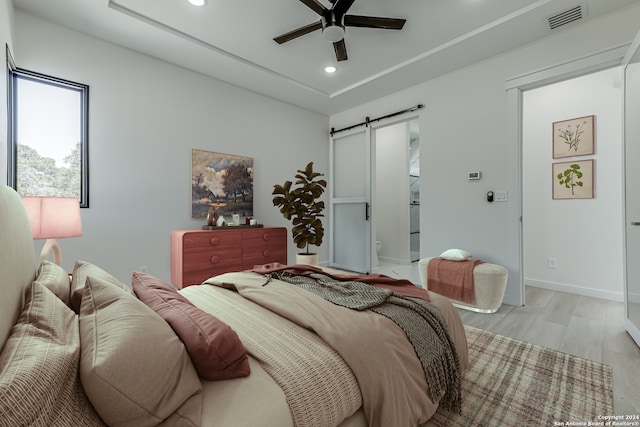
[{"left": 546, "top": 4, "right": 586, "bottom": 31}]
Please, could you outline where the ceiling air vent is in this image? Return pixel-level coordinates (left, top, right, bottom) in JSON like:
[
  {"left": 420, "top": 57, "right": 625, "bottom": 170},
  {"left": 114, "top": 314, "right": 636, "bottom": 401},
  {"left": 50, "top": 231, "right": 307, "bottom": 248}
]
[{"left": 546, "top": 4, "right": 585, "bottom": 31}]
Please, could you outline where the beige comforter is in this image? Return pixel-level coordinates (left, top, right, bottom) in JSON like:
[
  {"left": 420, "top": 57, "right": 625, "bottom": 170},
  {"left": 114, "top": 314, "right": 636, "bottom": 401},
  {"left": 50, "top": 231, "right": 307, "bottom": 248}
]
[
  {"left": 193, "top": 271, "right": 467, "bottom": 427},
  {"left": 182, "top": 278, "right": 361, "bottom": 427}
]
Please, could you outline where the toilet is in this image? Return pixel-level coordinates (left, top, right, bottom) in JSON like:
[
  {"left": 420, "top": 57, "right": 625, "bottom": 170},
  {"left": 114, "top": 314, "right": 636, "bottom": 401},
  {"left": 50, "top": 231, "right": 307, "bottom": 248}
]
[{"left": 374, "top": 240, "right": 382, "bottom": 266}]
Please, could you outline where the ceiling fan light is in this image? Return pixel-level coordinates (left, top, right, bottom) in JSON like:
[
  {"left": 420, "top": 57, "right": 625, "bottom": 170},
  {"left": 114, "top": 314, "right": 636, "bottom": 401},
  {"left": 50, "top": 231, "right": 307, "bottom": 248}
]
[
  {"left": 188, "top": 0, "right": 206, "bottom": 6},
  {"left": 323, "top": 25, "right": 345, "bottom": 42},
  {"left": 325, "top": 66, "right": 337, "bottom": 73}
]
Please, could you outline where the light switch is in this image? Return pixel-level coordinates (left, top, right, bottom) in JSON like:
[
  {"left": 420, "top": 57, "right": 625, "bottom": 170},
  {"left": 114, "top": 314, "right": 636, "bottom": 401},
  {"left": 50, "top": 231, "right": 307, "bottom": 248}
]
[{"left": 495, "top": 190, "right": 507, "bottom": 201}]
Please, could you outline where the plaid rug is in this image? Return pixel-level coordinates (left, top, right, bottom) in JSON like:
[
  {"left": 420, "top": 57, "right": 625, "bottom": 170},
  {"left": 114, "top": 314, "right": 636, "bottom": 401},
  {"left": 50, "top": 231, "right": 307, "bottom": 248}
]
[{"left": 424, "top": 326, "right": 613, "bottom": 427}]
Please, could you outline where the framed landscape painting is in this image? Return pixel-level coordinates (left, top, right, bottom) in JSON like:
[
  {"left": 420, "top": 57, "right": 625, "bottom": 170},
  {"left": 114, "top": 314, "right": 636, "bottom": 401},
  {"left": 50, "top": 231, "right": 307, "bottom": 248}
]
[
  {"left": 191, "top": 149, "right": 254, "bottom": 219},
  {"left": 552, "top": 159, "right": 594, "bottom": 200},
  {"left": 552, "top": 115, "right": 595, "bottom": 159}
]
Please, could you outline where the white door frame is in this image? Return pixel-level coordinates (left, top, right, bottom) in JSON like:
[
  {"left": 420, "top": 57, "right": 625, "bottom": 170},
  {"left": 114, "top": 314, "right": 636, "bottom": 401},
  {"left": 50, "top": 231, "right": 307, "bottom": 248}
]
[
  {"left": 329, "top": 112, "right": 421, "bottom": 272},
  {"left": 505, "top": 44, "right": 630, "bottom": 306},
  {"left": 622, "top": 30, "right": 640, "bottom": 346},
  {"left": 370, "top": 116, "right": 419, "bottom": 266}
]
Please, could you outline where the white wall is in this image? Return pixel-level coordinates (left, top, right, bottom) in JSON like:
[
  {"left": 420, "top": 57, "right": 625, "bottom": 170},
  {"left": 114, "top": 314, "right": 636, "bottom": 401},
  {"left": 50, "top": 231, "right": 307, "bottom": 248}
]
[
  {"left": 330, "top": 3, "right": 640, "bottom": 304},
  {"left": 0, "top": 0, "right": 14, "bottom": 182},
  {"left": 374, "top": 121, "right": 409, "bottom": 264},
  {"left": 11, "top": 11, "right": 330, "bottom": 284},
  {"left": 523, "top": 69, "right": 623, "bottom": 301},
  {"left": 8, "top": 4, "right": 640, "bottom": 300}
]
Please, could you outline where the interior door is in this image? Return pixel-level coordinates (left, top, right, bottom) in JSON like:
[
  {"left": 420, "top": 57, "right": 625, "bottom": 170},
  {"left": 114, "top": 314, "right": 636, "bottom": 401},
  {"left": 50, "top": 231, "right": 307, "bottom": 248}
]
[
  {"left": 623, "top": 29, "right": 640, "bottom": 347},
  {"left": 329, "top": 127, "right": 371, "bottom": 273}
]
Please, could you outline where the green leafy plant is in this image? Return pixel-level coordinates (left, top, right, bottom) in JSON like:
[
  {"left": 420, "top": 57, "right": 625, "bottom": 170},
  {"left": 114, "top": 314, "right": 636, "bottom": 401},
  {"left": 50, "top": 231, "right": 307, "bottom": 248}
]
[
  {"left": 557, "top": 163, "right": 583, "bottom": 195},
  {"left": 272, "top": 162, "right": 327, "bottom": 254}
]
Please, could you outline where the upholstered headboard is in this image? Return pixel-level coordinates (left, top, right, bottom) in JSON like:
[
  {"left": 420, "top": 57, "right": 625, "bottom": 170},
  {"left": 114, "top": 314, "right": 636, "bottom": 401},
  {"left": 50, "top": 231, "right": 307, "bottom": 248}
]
[{"left": 0, "top": 185, "right": 36, "bottom": 352}]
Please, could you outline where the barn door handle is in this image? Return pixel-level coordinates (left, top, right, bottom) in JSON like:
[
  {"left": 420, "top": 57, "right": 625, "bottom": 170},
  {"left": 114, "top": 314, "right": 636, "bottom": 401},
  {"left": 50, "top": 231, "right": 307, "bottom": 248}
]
[{"left": 365, "top": 203, "right": 370, "bottom": 221}]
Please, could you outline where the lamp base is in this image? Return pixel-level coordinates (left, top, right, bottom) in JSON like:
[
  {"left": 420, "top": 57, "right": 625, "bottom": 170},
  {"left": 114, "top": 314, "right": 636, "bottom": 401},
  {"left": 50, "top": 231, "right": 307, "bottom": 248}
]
[{"left": 40, "top": 238, "right": 62, "bottom": 266}]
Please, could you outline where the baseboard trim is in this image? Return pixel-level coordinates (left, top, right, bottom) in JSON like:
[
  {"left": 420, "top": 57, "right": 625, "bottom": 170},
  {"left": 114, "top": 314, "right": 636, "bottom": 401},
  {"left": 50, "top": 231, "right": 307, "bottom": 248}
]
[
  {"left": 378, "top": 256, "right": 411, "bottom": 265},
  {"left": 525, "top": 278, "right": 624, "bottom": 302}
]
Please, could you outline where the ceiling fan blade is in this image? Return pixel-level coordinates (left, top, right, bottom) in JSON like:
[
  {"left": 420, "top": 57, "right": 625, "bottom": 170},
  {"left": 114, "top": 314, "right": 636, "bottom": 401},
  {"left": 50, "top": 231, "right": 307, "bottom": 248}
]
[
  {"left": 332, "top": 0, "right": 355, "bottom": 18},
  {"left": 274, "top": 21, "right": 323, "bottom": 44},
  {"left": 344, "top": 15, "right": 406, "bottom": 30},
  {"left": 333, "top": 39, "right": 348, "bottom": 61},
  {"left": 299, "top": 0, "right": 327, "bottom": 16}
]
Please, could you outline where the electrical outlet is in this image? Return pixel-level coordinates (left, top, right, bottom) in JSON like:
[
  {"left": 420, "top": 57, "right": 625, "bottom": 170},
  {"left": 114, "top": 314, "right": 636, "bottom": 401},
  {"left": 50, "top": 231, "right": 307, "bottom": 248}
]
[
  {"left": 548, "top": 257, "right": 557, "bottom": 268},
  {"left": 140, "top": 266, "right": 149, "bottom": 273}
]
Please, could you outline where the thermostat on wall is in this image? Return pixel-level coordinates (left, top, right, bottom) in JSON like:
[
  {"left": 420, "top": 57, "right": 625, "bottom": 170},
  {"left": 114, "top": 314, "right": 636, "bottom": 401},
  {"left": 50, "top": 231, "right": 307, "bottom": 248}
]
[{"left": 467, "top": 171, "right": 481, "bottom": 180}]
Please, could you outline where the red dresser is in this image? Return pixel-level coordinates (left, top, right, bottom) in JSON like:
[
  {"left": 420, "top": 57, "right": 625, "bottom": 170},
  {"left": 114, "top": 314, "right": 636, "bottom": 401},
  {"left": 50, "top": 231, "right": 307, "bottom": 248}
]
[{"left": 171, "top": 227, "right": 287, "bottom": 288}]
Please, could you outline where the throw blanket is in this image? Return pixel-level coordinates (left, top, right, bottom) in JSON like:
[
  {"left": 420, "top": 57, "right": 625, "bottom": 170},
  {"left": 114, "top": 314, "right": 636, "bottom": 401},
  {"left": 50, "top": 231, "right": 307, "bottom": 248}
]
[
  {"left": 427, "top": 258, "right": 484, "bottom": 303},
  {"left": 251, "top": 262, "right": 431, "bottom": 301},
  {"left": 266, "top": 271, "right": 461, "bottom": 414},
  {"left": 205, "top": 271, "right": 461, "bottom": 427}
]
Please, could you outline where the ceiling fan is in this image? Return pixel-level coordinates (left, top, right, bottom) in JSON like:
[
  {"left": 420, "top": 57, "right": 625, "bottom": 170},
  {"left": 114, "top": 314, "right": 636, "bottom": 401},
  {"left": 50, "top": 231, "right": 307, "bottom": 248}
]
[{"left": 273, "top": 0, "right": 406, "bottom": 62}]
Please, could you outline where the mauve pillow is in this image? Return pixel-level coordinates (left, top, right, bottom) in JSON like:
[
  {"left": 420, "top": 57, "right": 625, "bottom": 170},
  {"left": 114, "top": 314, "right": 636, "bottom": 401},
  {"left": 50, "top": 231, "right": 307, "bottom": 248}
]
[{"left": 132, "top": 272, "right": 250, "bottom": 380}]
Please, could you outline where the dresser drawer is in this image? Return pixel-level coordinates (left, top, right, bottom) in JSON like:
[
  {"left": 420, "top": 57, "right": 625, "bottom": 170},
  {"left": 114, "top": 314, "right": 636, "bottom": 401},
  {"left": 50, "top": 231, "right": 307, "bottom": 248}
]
[
  {"left": 241, "top": 228, "right": 287, "bottom": 248},
  {"left": 241, "top": 228, "right": 287, "bottom": 269},
  {"left": 182, "top": 248, "right": 242, "bottom": 272},
  {"left": 182, "top": 231, "right": 241, "bottom": 249},
  {"left": 181, "top": 253, "right": 242, "bottom": 287}
]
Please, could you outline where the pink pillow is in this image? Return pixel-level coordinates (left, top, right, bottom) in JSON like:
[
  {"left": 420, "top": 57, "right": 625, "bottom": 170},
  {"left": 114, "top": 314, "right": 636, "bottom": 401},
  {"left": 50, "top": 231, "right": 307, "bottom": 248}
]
[{"left": 131, "top": 272, "right": 250, "bottom": 380}]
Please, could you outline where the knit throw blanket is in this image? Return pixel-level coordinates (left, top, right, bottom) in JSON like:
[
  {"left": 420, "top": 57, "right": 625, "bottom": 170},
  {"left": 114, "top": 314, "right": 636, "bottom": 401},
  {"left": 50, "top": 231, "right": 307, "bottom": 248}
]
[{"left": 267, "top": 271, "right": 462, "bottom": 414}]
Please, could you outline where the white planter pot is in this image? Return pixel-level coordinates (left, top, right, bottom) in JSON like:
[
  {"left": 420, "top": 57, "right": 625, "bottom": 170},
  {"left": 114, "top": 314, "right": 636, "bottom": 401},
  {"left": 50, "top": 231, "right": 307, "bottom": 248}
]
[{"left": 296, "top": 253, "right": 318, "bottom": 266}]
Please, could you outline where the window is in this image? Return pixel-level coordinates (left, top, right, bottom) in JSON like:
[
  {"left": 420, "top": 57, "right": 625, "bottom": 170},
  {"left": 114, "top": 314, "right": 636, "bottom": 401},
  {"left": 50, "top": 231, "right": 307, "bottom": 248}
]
[{"left": 7, "top": 50, "right": 89, "bottom": 207}]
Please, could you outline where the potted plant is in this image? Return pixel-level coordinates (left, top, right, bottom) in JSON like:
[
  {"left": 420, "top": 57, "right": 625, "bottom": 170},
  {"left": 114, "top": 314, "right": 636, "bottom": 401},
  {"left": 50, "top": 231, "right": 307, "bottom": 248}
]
[{"left": 272, "top": 162, "right": 327, "bottom": 265}]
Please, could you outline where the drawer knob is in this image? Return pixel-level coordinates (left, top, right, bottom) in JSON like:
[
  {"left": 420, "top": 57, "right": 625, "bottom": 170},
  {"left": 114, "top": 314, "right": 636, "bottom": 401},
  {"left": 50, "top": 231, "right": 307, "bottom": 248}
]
[
  {"left": 210, "top": 255, "right": 220, "bottom": 264},
  {"left": 210, "top": 237, "right": 220, "bottom": 246},
  {"left": 262, "top": 233, "right": 270, "bottom": 241},
  {"left": 263, "top": 249, "right": 270, "bottom": 257}
]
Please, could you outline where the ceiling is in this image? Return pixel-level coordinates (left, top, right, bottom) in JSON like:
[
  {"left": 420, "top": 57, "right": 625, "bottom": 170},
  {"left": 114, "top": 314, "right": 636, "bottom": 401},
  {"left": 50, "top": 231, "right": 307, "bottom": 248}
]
[{"left": 11, "top": 0, "right": 640, "bottom": 115}]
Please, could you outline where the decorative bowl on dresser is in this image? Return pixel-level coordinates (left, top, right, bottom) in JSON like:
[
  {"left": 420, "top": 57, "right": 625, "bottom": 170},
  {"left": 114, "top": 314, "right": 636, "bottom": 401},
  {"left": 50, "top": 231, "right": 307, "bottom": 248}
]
[{"left": 171, "top": 227, "right": 287, "bottom": 288}]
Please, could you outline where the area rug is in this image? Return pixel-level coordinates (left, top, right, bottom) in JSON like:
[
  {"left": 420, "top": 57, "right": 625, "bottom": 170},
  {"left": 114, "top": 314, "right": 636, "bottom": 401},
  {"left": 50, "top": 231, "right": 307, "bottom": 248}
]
[{"left": 424, "top": 326, "right": 613, "bottom": 427}]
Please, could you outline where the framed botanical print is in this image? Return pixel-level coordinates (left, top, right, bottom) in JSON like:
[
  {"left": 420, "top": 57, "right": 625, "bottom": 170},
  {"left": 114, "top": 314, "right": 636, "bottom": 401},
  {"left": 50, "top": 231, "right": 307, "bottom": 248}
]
[
  {"left": 552, "top": 115, "right": 594, "bottom": 159},
  {"left": 552, "top": 159, "right": 594, "bottom": 200}
]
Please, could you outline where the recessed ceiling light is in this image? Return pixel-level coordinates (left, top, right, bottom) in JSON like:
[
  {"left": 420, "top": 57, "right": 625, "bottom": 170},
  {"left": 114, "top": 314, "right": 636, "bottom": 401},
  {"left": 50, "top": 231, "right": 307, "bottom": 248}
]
[
  {"left": 188, "top": 0, "right": 206, "bottom": 6},
  {"left": 325, "top": 66, "right": 337, "bottom": 74}
]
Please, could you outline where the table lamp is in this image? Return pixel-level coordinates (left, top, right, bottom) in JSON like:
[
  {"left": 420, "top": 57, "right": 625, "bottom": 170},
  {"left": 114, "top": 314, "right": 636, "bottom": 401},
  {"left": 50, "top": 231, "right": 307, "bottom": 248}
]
[{"left": 21, "top": 196, "right": 82, "bottom": 266}]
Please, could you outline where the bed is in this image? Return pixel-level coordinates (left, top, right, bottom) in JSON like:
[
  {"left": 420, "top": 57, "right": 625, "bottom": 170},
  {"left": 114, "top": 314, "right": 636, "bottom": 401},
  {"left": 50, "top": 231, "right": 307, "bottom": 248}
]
[{"left": 0, "top": 184, "right": 468, "bottom": 427}]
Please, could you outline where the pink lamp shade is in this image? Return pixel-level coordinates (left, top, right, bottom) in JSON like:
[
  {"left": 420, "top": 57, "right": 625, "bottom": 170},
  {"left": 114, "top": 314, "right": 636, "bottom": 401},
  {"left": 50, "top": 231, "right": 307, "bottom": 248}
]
[{"left": 21, "top": 196, "right": 82, "bottom": 266}]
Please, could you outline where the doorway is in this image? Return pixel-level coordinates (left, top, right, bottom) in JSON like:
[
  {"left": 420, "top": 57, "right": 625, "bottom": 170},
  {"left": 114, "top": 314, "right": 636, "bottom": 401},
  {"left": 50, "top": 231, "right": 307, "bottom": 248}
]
[
  {"left": 505, "top": 43, "right": 630, "bottom": 307},
  {"left": 372, "top": 117, "right": 420, "bottom": 268},
  {"left": 522, "top": 68, "right": 624, "bottom": 301}
]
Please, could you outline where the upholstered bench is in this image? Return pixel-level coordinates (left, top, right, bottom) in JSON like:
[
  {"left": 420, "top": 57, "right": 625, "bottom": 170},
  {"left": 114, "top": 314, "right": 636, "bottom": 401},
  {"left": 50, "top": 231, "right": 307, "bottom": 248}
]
[{"left": 418, "top": 257, "right": 508, "bottom": 313}]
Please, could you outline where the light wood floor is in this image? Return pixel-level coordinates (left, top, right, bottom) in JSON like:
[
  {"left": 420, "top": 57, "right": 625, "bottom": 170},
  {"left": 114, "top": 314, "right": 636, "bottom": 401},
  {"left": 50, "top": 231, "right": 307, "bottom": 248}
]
[
  {"left": 371, "top": 262, "right": 640, "bottom": 416},
  {"left": 458, "top": 286, "right": 640, "bottom": 416}
]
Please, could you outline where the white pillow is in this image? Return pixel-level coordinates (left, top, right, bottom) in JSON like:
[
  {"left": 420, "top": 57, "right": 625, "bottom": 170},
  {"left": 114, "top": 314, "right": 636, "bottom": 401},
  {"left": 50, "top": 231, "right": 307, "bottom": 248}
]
[
  {"left": 70, "top": 260, "right": 133, "bottom": 313},
  {"left": 0, "top": 282, "right": 104, "bottom": 426},
  {"left": 439, "top": 249, "right": 471, "bottom": 261},
  {"left": 34, "top": 259, "right": 72, "bottom": 306},
  {"left": 79, "top": 275, "right": 202, "bottom": 426}
]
